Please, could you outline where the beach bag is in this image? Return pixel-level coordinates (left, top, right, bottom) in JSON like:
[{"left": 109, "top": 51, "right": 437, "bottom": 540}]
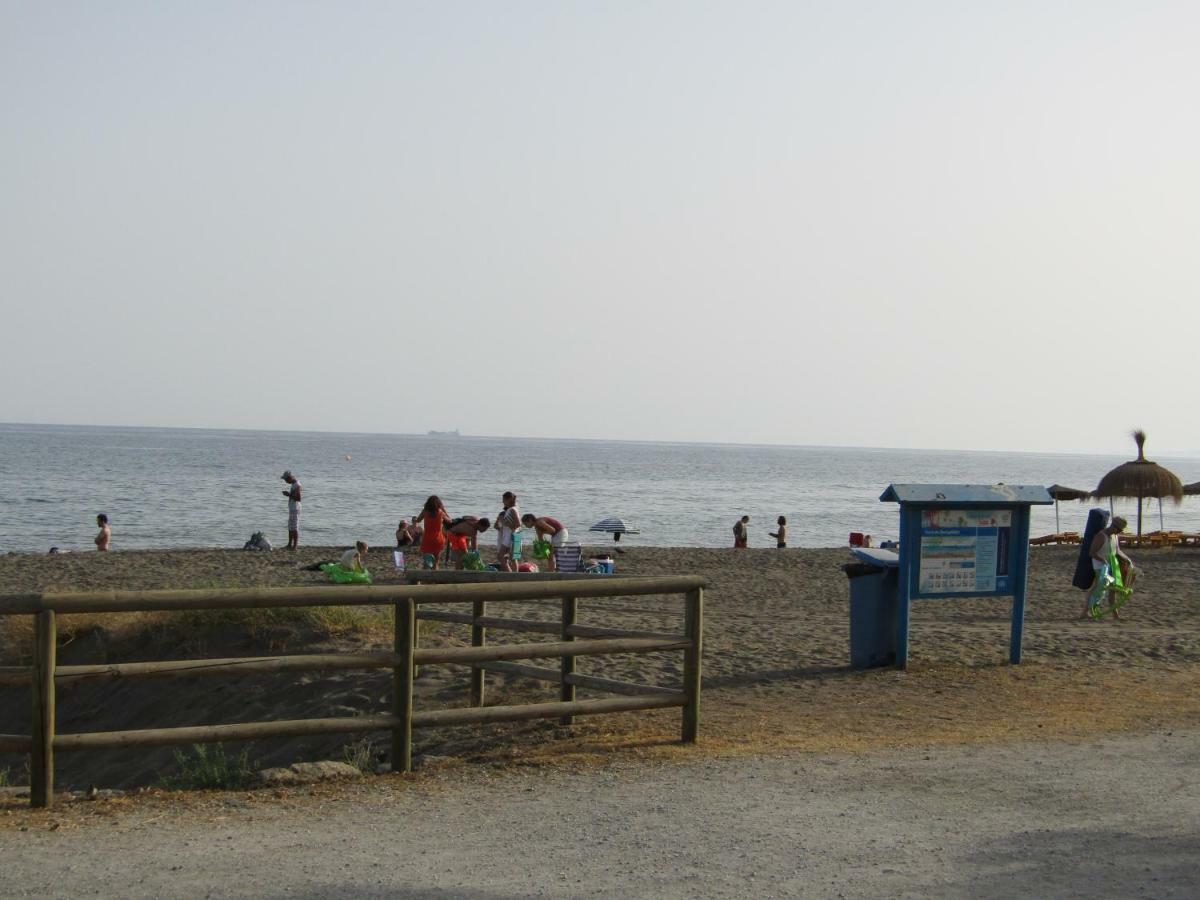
[
  {"left": 319, "top": 563, "right": 372, "bottom": 584},
  {"left": 462, "top": 550, "right": 486, "bottom": 571},
  {"left": 531, "top": 538, "right": 552, "bottom": 559}
]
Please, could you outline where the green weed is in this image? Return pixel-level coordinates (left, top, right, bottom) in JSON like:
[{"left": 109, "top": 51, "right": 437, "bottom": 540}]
[
  {"left": 342, "top": 736, "right": 382, "bottom": 773},
  {"left": 160, "top": 744, "right": 254, "bottom": 791}
]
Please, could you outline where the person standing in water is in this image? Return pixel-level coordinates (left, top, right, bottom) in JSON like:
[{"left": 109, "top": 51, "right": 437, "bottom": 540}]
[
  {"left": 769, "top": 516, "right": 787, "bottom": 549},
  {"left": 281, "top": 471, "right": 302, "bottom": 549},
  {"left": 94, "top": 514, "right": 111, "bottom": 551}
]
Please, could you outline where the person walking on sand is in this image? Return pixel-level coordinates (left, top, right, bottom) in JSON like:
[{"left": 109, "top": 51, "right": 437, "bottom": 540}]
[
  {"left": 415, "top": 495, "right": 452, "bottom": 569},
  {"left": 521, "top": 513, "right": 568, "bottom": 571},
  {"left": 445, "top": 516, "right": 491, "bottom": 568},
  {"left": 769, "top": 516, "right": 787, "bottom": 549},
  {"left": 496, "top": 491, "right": 521, "bottom": 572},
  {"left": 94, "top": 514, "right": 111, "bottom": 551},
  {"left": 281, "top": 471, "right": 302, "bottom": 549},
  {"left": 733, "top": 515, "right": 750, "bottom": 549},
  {"left": 1083, "top": 515, "right": 1136, "bottom": 620}
]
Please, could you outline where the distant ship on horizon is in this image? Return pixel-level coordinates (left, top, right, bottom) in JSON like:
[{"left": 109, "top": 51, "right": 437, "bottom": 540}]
[{"left": 427, "top": 429, "right": 461, "bottom": 437}]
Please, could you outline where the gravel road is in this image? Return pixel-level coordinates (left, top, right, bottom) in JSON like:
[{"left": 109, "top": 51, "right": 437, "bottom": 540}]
[{"left": 3, "top": 730, "right": 1197, "bottom": 899}]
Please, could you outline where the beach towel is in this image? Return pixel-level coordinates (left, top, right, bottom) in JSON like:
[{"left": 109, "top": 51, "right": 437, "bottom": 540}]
[{"left": 1072, "top": 508, "right": 1110, "bottom": 591}]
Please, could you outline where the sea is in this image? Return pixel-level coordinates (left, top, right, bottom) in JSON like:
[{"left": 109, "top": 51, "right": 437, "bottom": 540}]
[{"left": 2, "top": 423, "right": 1198, "bottom": 554}]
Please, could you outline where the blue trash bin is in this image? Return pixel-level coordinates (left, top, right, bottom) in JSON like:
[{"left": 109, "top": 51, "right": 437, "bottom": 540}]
[{"left": 844, "top": 555, "right": 899, "bottom": 668}]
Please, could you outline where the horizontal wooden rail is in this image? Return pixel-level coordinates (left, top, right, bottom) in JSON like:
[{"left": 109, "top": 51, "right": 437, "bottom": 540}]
[
  {"left": 0, "top": 576, "right": 705, "bottom": 615},
  {"left": 54, "top": 654, "right": 399, "bottom": 683},
  {"left": 414, "top": 637, "right": 688, "bottom": 666},
  {"left": 54, "top": 715, "right": 400, "bottom": 751},
  {"left": 411, "top": 693, "right": 686, "bottom": 728},
  {"left": 0, "top": 733, "right": 32, "bottom": 753},
  {"left": 417, "top": 608, "right": 684, "bottom": 642},
  {"left": 478, "top": 661, "right": 673, "bottom": 697}
]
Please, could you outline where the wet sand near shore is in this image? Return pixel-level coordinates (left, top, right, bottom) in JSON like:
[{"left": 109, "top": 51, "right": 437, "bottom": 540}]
[{"left": 1, "top": 543, "right": 1199, "bottom": 810}]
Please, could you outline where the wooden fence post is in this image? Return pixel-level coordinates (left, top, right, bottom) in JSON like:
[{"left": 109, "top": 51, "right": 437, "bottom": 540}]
[
  {"left": 681, "top": 588, "right": 703, "bottom": 743},
  {"left": 31, "top": 610, "right": 56, "bottom": 808},
  {"left": 392, "top": 598, "right": 415, "bottom": 774},
  {"left": 469, "top": 599, "right": 487, "bottom": 707},
  {"left": 559, "top": 596, "right": 577, "bottom": 725}
]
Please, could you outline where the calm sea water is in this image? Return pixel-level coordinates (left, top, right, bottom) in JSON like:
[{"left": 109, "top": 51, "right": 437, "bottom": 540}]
[{"left": 2, "top": 423, "right": 1198, "bottom": 553}]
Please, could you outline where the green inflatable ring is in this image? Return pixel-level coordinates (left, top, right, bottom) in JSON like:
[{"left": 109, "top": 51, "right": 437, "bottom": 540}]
[{"left": 319, "top": 563, "right": 373, "bottom": 584}]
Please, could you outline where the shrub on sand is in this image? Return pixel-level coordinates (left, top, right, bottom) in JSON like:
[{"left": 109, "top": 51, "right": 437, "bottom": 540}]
[{"left": 160, "top": 744, "right": 254, "bottom": 791}]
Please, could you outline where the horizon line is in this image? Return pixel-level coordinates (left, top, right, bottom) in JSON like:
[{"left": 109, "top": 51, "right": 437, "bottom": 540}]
[{"left": 3, "top": 419, "right": 1196, "bottom": 461}]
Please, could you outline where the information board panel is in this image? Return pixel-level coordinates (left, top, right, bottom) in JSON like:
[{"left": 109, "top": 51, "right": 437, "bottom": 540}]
[{"left": 918, "top": 508, "right": 1011, "bottom": 595}]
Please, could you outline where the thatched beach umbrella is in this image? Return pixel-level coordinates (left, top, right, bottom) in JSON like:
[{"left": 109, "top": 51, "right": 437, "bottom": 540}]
[
  {"left": 1046, "top": 484, "right": 1090, "bottom": 533},
  {"left": 1092, "top": 430, "right": 1183, "bottom": 535},
  {"left": 1184, "top": 481, "right": 1200, "bottom": 496}
]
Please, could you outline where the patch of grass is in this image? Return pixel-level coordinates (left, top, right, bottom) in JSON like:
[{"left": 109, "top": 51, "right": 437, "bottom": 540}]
[
  {"left": 342, "top": 736, "right": 382, "bottom": 773},
  {"left": 159, "top": 744, "right": 255, "bottom": 791}
]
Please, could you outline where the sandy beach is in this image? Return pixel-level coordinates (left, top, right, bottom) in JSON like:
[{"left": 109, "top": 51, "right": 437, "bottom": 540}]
[{"left": 2, "top": 542, "right": 1199, "bottom": 794}]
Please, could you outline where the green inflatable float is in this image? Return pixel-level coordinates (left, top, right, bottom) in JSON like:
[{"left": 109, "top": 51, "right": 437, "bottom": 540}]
[
  {"left": 1087, "top": 550, "right": 1132, "bottom": 619},
  {"left": 319, "top": 563, "right": 373, "bottom": 585}
]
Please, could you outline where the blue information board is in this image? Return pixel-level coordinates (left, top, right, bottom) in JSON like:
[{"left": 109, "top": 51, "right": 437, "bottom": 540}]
[{"left": 881, "top": 484, "right": 1052, "bottom": 667}]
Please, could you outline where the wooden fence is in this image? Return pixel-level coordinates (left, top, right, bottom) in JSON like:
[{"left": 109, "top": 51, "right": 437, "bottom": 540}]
[{"left": 0, "top": 575, "right": 705, "bottom": 808}]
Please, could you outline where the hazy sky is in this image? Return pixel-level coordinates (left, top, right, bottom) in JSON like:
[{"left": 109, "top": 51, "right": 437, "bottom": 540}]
[{"left": 3, "top": 2, "right": 1197, "bottom": 454}]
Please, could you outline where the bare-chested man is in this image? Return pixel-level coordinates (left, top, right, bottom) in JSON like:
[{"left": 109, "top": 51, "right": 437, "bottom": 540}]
[{"left": 94, "top": 514, "right": 111, "bottom": 551}]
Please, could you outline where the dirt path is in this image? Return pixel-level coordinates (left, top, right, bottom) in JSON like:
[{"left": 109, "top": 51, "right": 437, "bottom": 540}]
[{"left": 3, "top": 729, "right": 1197, "bottom": 899}]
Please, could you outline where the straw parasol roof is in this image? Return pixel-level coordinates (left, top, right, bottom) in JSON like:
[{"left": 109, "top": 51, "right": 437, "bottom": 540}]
[
  {"left": 1046, "top": 484, "right": 1090, "bottom": 502},
  {"left": 1045, "top": 484, "right": 1090, "bottom": 533},
  {"left": 1184, "top": 481, "right": 1200, "bottom": 496},
  {"left": 1093, "top": 430, "right": 1183, "bottom": 534}
]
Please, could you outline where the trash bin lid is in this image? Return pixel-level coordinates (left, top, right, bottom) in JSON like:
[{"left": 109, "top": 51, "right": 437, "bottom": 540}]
[{"left": 851, "top": 547, "right": 899, "bottom": 568}]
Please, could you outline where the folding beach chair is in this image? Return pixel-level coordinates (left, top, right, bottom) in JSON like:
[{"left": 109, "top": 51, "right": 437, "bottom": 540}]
[{"left": 554, "top": 542, "right": 584, "bottom": 573}]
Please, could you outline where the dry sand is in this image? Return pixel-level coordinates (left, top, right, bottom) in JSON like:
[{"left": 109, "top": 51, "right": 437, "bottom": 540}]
[
  {"left": 2, "top": 542, "right": 1199, "bottom": 789},
  {"left": 2, "top": 544, "right": 1199, "bottom": 894}
]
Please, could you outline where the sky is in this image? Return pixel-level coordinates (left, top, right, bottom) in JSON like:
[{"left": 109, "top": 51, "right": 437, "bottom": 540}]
[{"left": 2, "top": 1, "right": 1198, "bottom": 455}]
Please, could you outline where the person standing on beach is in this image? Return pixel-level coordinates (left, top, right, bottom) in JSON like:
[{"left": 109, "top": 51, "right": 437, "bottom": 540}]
[
  {"left": 415, "top": 495, "right": 451, "bottom": 569},
  {"left": 496, "top": 491, "right": 521, "bottom": 571},
  {"left": 769, "top": 516, "right": 787, "bottom": 549},
  {"left": 521, "top": 513, "right": 568, "bottom": 571},
  {"left": 94, "top": 514, "right": 111, "bottom": 551},
  {"left": 733, "top": 515, "right": 750, "bottom": 548},
  {"left": 281, "top": 471, "right": 302, "bottom": 549}
]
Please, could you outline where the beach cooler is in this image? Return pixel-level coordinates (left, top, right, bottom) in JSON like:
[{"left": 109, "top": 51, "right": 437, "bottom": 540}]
[{"left": 844, "top": 547, "right": 900, "bottom": 668}]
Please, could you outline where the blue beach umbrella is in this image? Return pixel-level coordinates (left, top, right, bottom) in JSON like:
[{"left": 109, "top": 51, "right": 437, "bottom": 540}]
[{"left": 589, "top": 517, "right": 640, "bottom": 542}]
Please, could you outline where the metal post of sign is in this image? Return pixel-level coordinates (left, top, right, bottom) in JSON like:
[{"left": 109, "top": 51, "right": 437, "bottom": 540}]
[
  {"left": 1008, "top": 506, "right": 1033, "bottom": 664},
  {"left": 896, "top": 506, "right": 915, "bottom": 669}
]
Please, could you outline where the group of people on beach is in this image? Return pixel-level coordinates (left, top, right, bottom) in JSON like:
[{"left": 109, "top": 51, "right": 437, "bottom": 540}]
[
  {"left": 280, "top": 472, "right": 569, "bottom": 572},
  {"left": 399, "top": 491, "right": 569, "bottom": 571},
  {"left": 732, "top": 515, "right": 788, "bottom": 549}
]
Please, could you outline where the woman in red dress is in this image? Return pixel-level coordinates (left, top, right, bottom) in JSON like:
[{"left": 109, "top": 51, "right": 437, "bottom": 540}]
[{"left": 415, "top": 495, "right": 451, "bottom": 569}]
